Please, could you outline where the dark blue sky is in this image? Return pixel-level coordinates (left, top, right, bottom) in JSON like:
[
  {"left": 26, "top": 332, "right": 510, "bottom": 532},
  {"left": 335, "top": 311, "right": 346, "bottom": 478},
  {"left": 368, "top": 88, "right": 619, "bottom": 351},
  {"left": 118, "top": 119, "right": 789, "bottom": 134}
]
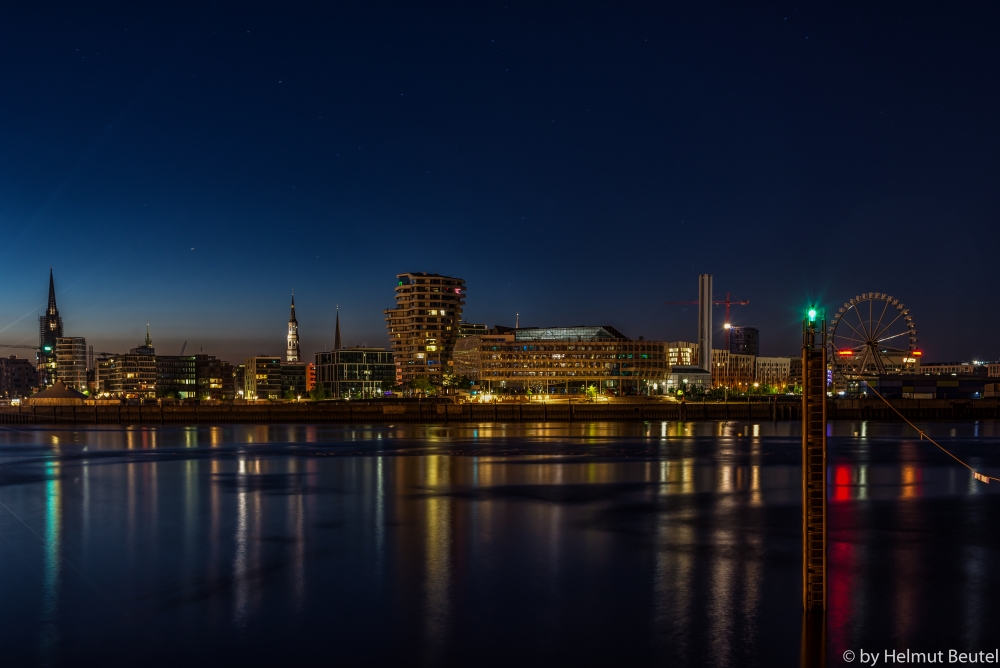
[{"left": 1, "top": 2, "right": 997, "bottom": 363}]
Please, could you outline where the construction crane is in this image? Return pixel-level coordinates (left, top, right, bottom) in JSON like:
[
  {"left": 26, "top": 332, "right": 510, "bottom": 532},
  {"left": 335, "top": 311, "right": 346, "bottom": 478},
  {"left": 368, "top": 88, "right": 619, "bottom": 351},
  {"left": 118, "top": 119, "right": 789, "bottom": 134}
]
[
  {"left": 0, "top": 343, "right": 39, "bottom": 350},
  {"left": 180, "top": 340, "right": 187, "bottom": 355},
  {"left": 664, "top": 292, "right": 750, "bottom": 350}
]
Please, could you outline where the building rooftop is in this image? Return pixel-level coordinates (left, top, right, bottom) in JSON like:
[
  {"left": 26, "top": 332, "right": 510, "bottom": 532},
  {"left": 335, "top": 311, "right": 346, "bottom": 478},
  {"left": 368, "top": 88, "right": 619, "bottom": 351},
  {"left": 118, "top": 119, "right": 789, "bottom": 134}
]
[
  {"left": 29, "top": 381, "right": 87, "bottom": 400},
  {"left": 505, "top": 325, "right": 630, "bottom": 342},
  {"left": 397, "top": 272, "right": 463, "bottom": 278}
]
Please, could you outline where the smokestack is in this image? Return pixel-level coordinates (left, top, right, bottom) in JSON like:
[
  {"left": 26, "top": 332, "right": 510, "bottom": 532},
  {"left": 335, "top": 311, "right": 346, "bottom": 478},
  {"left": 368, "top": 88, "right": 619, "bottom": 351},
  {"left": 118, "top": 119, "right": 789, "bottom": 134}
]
[{"left": 698, "top": 274, "right": 713, "bottom": 371}]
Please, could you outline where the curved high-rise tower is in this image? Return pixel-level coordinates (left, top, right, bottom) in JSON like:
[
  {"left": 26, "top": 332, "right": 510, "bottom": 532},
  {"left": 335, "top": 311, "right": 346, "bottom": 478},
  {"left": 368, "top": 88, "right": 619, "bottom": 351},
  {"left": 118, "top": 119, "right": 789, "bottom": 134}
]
[
  {"left": 286, "top": 293, "right": 300, "bottom": 362},
  {"left": 383, "top": 272, "right": 466, "bottom": 386}
]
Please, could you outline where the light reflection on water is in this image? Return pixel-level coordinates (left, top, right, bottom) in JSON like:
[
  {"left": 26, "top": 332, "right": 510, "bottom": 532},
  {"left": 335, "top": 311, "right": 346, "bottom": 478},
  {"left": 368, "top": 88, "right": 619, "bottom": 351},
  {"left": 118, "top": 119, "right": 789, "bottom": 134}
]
[{"left": 0, "top": 421, "right": 998, "bottom": 667}]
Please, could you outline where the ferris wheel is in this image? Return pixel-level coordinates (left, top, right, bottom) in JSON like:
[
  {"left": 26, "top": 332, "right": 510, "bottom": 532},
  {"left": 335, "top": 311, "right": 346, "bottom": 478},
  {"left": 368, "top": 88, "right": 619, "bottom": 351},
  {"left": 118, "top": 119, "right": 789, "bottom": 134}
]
[{"left": 828, "top": 293, "right": 919, "bottom": 378}]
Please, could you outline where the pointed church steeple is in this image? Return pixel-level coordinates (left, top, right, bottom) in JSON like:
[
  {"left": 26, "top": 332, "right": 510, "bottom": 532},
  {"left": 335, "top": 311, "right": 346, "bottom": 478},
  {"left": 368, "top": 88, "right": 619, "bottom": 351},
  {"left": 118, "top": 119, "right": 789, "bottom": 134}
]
[
  {"left": 334, "top": 306, "right": 342, "bottom": 351},
  {"left": 38, "top": 268, "right": 64, "bottom": 387},
  {"left": 286, "top": 291, "right": 300, "bottom": 362},
  {"left": 47, "top": 267, "right": 58, "bottom": 316}
]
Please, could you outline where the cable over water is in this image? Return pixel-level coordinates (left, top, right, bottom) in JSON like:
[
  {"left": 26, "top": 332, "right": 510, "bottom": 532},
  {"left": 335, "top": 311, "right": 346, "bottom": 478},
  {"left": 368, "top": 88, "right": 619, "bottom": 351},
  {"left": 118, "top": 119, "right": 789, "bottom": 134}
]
[{"left": 830, "top": 343, "right": 998, "bottom": 484}]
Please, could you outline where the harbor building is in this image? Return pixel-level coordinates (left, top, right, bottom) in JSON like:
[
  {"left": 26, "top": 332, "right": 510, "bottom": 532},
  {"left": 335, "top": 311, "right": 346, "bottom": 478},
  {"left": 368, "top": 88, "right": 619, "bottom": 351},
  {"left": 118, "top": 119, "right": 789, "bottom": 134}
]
[
  {"left": 281, "top": 362, "right": 307, "bottom": 398},
  {"left": 728, "top": 326, "right": 760, "bottom": 356},
  {"left": 711, "top": 350, "right": 756, "bottom": 391},
  {"left": 755, "top": 356, "right": 793, "bottom": 391},
  {"left": 157, "top": 356, "right": 197, "bottom": 398},
  {"left": 667, "top": 341, "right": 699, "bottom": 366},
  {"left": 920, "top": 362, "right": 981, "bottom": 376},
  {"left": 458, "top": 322, "right": 488, "bottom": 337},
  {"left": 315, "top": 348, "right": 395, "bottom": 398},
  {"left": 111, "top": 327, "right": 157, "bottom": 398},
  {"left": 453, "top": 325, "right": 668, "bottom": 395},
  {"left": 244, "top": 356, "right": 282, "bottom": 400},
  {"left": 55, "top": 336, "right": 88, "bottom": 392},
  {"left": 384, "top": 272, "right": 466, "bottom": 386},
  {"left": 0, "top": 356, "right": 39, "bottom": 398},
  {"left": 197, "top": 356, "right": 234, "bottom": 400},
  {"left": 664, "top": 366, "right": 711, "bottom": 393}
]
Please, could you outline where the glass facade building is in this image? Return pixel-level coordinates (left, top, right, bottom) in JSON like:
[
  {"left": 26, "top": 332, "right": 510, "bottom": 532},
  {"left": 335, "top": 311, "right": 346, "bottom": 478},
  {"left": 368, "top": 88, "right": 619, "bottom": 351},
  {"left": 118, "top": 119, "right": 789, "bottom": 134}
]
[
  {"left": 157, "top": 355, "right": 197, "bottom": 398},
  {"left": 728, "top": 326, "right": 760, "bottom": 356},
  {"left": 315, "top": 348, "right": 396, "bottom": 398},
  {"left": 280, "top": 362, "right": 307, "bottom": 398},
  {"left": 453, "top": 326, "right": 668, "bottom": 395}
]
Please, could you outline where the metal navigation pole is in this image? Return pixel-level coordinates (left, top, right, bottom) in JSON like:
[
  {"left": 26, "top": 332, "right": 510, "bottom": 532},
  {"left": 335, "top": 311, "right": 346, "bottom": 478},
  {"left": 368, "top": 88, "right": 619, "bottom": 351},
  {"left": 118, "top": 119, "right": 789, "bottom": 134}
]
[
  {"left": 802, "top": 307, "right": 827, "bottom": 611},
  {"left": 800, "top": 307, "right": 828, "bottom": 667}
]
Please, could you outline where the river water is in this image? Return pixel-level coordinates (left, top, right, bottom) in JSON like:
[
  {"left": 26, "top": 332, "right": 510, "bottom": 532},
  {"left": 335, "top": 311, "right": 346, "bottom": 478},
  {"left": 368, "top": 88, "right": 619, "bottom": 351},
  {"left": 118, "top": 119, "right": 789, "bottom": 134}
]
[{"left": 1, "top": 421, "right": 998, "bottom": 667}]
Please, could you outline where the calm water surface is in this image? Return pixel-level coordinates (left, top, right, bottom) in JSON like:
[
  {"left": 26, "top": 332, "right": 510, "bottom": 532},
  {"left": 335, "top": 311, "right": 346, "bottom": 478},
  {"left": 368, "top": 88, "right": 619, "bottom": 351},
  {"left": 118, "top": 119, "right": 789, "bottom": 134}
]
[{"left": 1, "top": 421, "right": 999, "bottom": 667}]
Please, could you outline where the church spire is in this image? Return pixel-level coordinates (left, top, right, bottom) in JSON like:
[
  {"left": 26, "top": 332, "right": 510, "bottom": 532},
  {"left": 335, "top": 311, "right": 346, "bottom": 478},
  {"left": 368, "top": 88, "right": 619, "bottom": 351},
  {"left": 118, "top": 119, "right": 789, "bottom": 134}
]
[
  {"left": 47, "top": 267, "right": 58, "bottom": 316},
  {"left": 286, "top": 292, "right": 300, "bottom": 362},
  {"left": 334, "top": 306, "right": 342, "bottom": 351},
  {"left": 38, "top": 268, "right": 64, "bottom": 387},
  {"left": 145, "top": 323, "right": 152, "bottom": 348}
]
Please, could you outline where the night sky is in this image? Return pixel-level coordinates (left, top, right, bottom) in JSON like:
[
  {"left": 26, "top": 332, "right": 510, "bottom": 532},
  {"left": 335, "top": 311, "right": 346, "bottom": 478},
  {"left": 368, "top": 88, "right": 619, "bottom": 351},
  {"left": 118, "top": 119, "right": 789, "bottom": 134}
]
[{"left": 1, "top": 2, "right": 997, "bottom": 363}]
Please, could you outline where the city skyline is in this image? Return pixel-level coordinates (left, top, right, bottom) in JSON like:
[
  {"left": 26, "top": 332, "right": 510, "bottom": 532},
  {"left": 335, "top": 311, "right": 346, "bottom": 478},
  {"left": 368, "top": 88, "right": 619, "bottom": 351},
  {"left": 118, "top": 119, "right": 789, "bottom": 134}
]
[
  {"left": 0, "top": 266, "right": 994, "bottom": 367},
  {"left": 2, "top": 4, "right": 999, "bottom": 362}
]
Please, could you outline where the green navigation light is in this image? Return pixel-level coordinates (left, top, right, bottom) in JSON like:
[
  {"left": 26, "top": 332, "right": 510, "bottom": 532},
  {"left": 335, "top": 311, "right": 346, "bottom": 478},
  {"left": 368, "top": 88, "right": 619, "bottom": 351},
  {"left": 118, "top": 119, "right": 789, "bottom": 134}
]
[{"left": 807, "top": 309, "right": 817, "bottom": 322}]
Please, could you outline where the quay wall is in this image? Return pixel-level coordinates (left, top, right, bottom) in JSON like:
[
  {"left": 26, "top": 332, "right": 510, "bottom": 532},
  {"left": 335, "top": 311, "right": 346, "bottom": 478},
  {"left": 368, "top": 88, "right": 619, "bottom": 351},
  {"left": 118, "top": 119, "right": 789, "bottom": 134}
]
[{"left": 1, "top": 399, "right": 999, "bottom": 425}]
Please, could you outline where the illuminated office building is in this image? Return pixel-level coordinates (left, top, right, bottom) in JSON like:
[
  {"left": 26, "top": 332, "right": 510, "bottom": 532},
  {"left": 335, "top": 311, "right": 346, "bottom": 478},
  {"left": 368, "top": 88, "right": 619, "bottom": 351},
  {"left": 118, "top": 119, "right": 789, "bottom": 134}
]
[
  {"left": 755, "top": 356, "right": 793, "bottom": 390},
  {"left": 244, "top": 356, "right": 282, "bottom": 400},
  {"left": 197, "top": 356, "right": 234, "bottom": 400},
  {"left": 111, "top": 326, "right": 157, "bottom": 398},
  {"left": 453, "top": 325, "right": 668, "bottom": 394},
  {"left": 458, "top": 321, "right": 487, "bottom": 337},
  {"left": 315, "top": 347, "right": 395, "bottom": 398},
  {"left": 157, "top": 356, "right": 197, "bottom": 398}
]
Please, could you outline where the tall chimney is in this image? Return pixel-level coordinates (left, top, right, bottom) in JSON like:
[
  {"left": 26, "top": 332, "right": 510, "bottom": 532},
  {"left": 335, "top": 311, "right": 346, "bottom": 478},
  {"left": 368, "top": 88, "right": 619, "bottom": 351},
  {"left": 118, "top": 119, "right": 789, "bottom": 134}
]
[{"left": 698, "top": 274, "right": 713, "bottom": 371}]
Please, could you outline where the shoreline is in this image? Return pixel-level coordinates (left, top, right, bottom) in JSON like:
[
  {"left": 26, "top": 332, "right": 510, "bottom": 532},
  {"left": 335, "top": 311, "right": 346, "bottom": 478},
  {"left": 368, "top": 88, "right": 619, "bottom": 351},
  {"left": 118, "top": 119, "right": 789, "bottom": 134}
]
[{"left": 3, "top": 397, "right": 999, "bottom": 425}]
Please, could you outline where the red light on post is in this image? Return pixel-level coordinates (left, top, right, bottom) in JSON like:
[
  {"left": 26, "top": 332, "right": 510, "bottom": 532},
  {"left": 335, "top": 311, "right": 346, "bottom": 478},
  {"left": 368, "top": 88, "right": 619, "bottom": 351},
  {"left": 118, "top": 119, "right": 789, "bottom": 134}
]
[
  {"left": 837, "top": 350, "right": 854, "bottom": 357},
  {"left": 912, "top": 351, "right": 922, "bottom": 356}
]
